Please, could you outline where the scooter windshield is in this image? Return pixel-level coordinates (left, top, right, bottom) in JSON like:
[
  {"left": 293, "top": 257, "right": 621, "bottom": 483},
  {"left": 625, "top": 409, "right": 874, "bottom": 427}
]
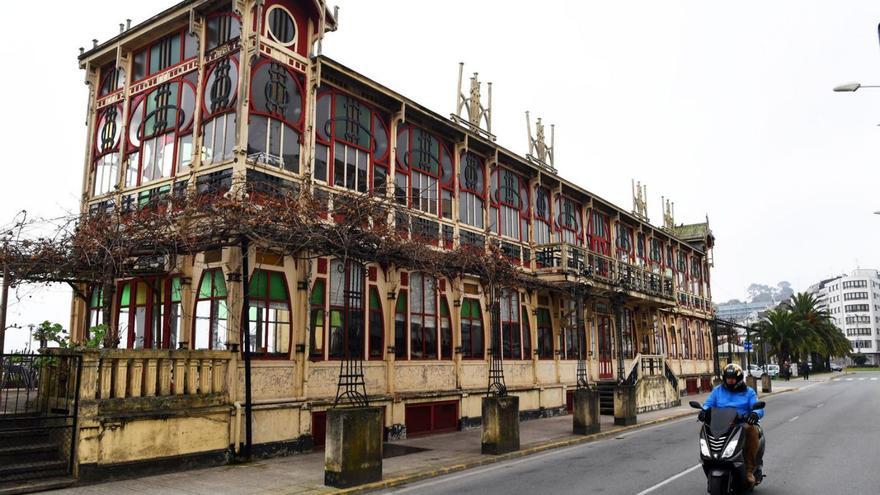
[{"left": 708, "top": 407, "right": 740, "bottom": 437}]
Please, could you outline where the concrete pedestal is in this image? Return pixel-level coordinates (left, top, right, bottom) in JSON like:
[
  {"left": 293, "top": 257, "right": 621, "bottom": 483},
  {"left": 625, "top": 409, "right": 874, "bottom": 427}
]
[
  {"left": 573, "top": 388, "right": 600, "bottom": 435},
  {"left": 324, "top": 407, "right": 383, "bottom": 488},
  {"left": 746, "top": 376, "right": 759, "bottom": 395},
  {"left": 481, "top": 396, "right": 520, "bottom": 455},
  {"left": 614, "top": 384, "right": 637, "bottom": 426},
  {"left": 761, "top": 374, "right": 772, "bottom": 394}
]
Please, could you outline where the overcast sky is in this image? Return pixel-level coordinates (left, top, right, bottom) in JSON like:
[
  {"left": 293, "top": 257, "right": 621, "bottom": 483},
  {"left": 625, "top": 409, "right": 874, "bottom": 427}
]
[{"left": 3, "top": 0, "right": 880, "bottom": 348}]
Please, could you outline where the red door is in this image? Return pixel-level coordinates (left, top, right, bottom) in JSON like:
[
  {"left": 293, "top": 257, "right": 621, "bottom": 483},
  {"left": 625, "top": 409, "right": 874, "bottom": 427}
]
[
  {"left": 598, "top": 315, "right": 613, "bottom": 379},
  {"left": 405, "top": 401, "right": 459, "bottom": 437},
  {"left": 312, "top": 411, "right": 327, "bottom": 448}
]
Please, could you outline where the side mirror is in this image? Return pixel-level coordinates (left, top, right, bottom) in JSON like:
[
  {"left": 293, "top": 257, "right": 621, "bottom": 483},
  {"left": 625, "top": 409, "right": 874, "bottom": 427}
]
[
  {"left": 752, "top": 401, "right": 766, "bottom": 410},
  {"left": 689, "top": 401, "right": 702, "bottom": 409}
]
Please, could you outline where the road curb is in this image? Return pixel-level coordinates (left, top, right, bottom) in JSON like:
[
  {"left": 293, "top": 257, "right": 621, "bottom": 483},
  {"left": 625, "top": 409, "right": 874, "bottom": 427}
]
[{"left": 331, "top": 388, "right": 796, "bottom": 494}]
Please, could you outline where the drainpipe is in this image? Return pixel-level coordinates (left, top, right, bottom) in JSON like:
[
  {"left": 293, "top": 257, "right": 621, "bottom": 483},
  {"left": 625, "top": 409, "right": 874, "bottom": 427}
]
[
  {"left": 240, "top": 236, "right": 253, "bottom": 459},
  {"left": 233, "top": 401, "right": 243, "bottom": 454}
]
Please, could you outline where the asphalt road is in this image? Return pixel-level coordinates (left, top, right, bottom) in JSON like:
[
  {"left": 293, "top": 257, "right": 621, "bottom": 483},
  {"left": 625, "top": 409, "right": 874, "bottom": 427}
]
[{"left": 377, "top": 373, "right": 880, "bottom": 495}]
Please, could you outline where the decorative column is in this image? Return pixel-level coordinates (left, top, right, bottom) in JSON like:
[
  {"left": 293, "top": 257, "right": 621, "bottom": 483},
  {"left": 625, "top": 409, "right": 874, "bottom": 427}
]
[
  {"left": 572, "top": 286, "right": 599, "bottom": 435},
  {"left": 325, "top": 261, "right": 382, "bottom": 488},
  {"left": 482, "top": 285, "right": 519, "bottom": 455},
  {"left": 612, "top": 292, "right": 636, "bottom": 426}
]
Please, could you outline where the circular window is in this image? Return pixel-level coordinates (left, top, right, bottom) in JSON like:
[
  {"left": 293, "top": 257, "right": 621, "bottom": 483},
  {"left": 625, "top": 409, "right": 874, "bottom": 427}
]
[{"left": 267, "top": 6, "right": 296, "bottom": 46}]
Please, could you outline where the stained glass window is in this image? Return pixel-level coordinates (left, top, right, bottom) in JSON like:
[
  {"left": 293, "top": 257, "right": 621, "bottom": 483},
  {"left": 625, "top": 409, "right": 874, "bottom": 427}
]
[{"left": 247, "top": 59, "right": 303, "bottom": 173}]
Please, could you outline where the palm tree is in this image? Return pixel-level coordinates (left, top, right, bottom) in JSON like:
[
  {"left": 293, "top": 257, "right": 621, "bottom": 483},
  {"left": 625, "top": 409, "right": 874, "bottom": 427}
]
[{"left": 758, "top": 292, "right": 851, "bottom": 370}]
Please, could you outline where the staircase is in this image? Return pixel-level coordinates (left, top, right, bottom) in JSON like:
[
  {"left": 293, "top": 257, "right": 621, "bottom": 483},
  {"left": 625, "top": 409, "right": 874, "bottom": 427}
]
[
  {"left": 0, "top": 417, "right": 75, "bottom": 494},
  {"left": 597, "top": 381, "right": 616, "bottom": 415}
]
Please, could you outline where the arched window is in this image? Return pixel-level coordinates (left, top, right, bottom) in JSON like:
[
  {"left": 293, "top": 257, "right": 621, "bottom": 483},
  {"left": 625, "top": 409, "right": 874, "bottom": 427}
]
[
  {"left": 205, "top": 11, "right": 241, "bottom": 52},
  {"left": 459, "top": 152, "right": 486, "bottom": 228},
  {"left": 309, "top": 279, "right": 326, "bottom": 359},
  {"left": 560, "top": 298, "right": 584, "bottom": 360},
  {"left": 201, "top": 54, "right": 239, "bottom": 166},
  {"left": 247, "top": 59, "right": 304, "bottom": 173},
  {"left": 394, "top": 290, "right": 408, "bottom": 359},
  {"left": 650, "top": 238, "right": 664, "bottom": 271},
  {"left": 116, "top": 276, "right": 181, "bottom": 349},
  {"left": 368, "top": 287, "right": 384, "bottom": 360},
  {"left": 555, "top": 196, "right": 582, "bottom": 245},
  {"left": 247, "top": 270, "right": 291, "bottom": 357},
  {"left": 194, "top": 269, "right": 228, "bottom": 350},
  {"left": 534, "top": 186, "right": 552, "bottom": 245},
  {"left": 588, "top": 210, "right": 611, "bottom": 255},
  {"left": 92, "top": 103, "right": 122, "bottom": 196},
  {"left": 314, "top": 90, "right": 389, "bottom": 192},
  {"left": 126, "top": 78, "right": 197, "bottom": 186},
  {"left": 535, "top": 308, "right": 553, "bottom": 359},
  {"left": 328, "top": 260, "right": 364, "bottom": 359},
  {"left": 410, "top": 272, "right": 438, "bottom": 359},
  {"left": 636, "top": 233, "right": 647, "bottom": 266},
  {"left": 460, "top": 299, "right": 484, "bottom": 359},
  {"left": 498, "top": 290, "right": 528, "bottom": 360},
  {"left": 99, "top": 64, "right": 125, "bottom": 97},
  {"left": 616, "top": 223, "right": 634, "bottom": 262},
  {"left": 490, "top": 167, "right": 530, "bottom": 243},
  {"left": 395, "top": 125, "right": 454, "bottom": 218},
  {"left": 86, "top": 287, "right": 106, "bottom": 338}
]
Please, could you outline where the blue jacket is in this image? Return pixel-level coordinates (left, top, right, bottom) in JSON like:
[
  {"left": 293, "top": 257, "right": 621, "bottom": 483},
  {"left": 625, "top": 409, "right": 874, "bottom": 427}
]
[{"left": 702, "top": 385, "right": 764, "bottom": 419}]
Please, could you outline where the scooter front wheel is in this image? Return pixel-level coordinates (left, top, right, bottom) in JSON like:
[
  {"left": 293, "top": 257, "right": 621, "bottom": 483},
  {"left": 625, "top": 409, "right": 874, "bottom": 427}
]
[{"left": 708, "top": 475, "right": 728, "bottom": 495}]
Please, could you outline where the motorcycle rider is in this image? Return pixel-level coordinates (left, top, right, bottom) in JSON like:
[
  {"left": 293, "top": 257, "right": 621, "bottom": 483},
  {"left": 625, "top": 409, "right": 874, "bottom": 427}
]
[{"left": 699, "top": 363, "right": 764, "bottom": 487}]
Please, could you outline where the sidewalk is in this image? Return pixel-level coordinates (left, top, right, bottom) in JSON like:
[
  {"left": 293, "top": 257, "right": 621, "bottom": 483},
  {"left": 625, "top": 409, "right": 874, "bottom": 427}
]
[{"left": 47, "top": 377, "right": 825, "bottom": 495}]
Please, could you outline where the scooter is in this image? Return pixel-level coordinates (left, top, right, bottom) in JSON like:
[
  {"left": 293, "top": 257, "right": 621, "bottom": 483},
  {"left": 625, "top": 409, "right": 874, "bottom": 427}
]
[{"left": 689, "top": 400, "right": 766, "bottom": 494}]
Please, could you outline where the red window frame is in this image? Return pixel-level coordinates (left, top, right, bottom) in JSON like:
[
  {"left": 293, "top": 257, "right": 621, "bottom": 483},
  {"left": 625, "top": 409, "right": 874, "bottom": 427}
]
[
  {"left": 615, "top": 222, "right": 635, "bottom": 262},
  {"left": 205, "top": 10, "right": 242, "bottom": 53},
  {"left": 533, "top": 185, "right": 552, "bottom": 245},
  {"left": 395, "top": 125, "right": 454, "bottom": 218},
  {"left": 408, "top": 272, "right": 443, "bottom": 360},
  {"left": 490, "top": 166, "right": 530, "bottom": 243},
  {"left": 131, "top": 29, "right": 197, "bottom": 83},
  {"left": 459, "top": 151, "right": 487, "bottom": 229},
  {"left": 315, "top": 89, "right": 390, "bottom": 194},
  {"left": 115, "top": 276, "right": 181, "bottom": 350},
  {"left": 636, "top": 232, "right": 648, "bottom": 265},
  {"left": 368, "top": 287, "right": 384, "bottom": 360},
  {"left": 309, "top": 278, "right": 327, "bottom": 360},
  {"left": 247, "top": 58, "right": 305, "bottom": 173},
  {"left": 499, "top": 291, "right": 528, "bottom": 360},
  {"left": 98, "top": 64, "right": 124, "bottom": 97},
  {"left": 125, "top": 77, "right": 197, "bottom": 187},
  {"left": 555, "top": 195, "right": 583, "bottom": 245},
  {"left": 536, "top": 308, "right": 553, "bottom": 359},
  {"left": 246, "top": 269, "right": 292, "bottom": 359},
  {"left": 193, "top": 268, "right": 228, "bottom": 350},
  {"left": 460, "top": 298, "right": 484, "bottom": 359},
  {"left": 588, "top": 210, "right": 611, "bottom": 255}
]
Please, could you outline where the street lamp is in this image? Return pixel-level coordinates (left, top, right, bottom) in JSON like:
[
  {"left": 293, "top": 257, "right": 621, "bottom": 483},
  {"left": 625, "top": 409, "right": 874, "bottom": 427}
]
[{"left": 833, "top": 82, "right": 880, "bottom": 92}]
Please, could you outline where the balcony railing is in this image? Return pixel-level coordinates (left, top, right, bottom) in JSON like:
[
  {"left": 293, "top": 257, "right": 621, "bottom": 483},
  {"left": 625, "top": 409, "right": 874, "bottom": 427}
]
[
  {"left": 535, "top": 242, "right": 674, "bottom": 300},
  {"left": 43, "top": 349, "right": 233, "bottom": 401}
]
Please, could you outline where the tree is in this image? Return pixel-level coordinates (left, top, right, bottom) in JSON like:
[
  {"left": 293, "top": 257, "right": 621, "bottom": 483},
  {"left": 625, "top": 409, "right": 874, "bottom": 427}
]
[{"left": 757, "top": 292, "right": 851, "bottom": 369}]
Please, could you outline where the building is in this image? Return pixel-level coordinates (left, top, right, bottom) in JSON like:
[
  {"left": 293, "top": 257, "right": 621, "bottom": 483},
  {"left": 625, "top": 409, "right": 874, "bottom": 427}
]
[
  {"left": 3, "top": 0, "right": 717, "bottom": 485},
  {"left": 809, "top": 269, "right": 880, "bottom": 365},
  {"left": 715, "top": 300, "right": 778, "bottom": 324}
]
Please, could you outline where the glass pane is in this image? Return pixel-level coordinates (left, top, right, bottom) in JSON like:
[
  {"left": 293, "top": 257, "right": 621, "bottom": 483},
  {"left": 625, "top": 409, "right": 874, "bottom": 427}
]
[
  {"left": 311, "top": 279, "right": 326, "bottom": 305},
  {"left": 369, "top": 288, "right": 381, "bottom": 309},
  {"left": 249, "top": 270, "right": 267, "bottom": 298},
  {"left": 269, "top": 272, "right": 288, "bottom": 300},
  {"left": 223, "top": 113, "right": 237, "bottom": 160},
  {"left": 282, "top": 125, "right": 300, "bottom": 172},
  {"left": 120, "top": 283, "right": 131, "bottom": 306},
  {"left": 315, "top": 144, "right": 328, "bottom": 182},
  {"left": 247, "top": 116, "right": 267, "bottom": 157},
  {"left": 171, "top": 277, "right": 182, "bottom": 303}
]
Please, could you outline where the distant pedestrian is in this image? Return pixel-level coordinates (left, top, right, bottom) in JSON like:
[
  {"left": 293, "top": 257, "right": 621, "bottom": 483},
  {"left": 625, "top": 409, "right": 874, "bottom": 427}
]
[
  {"left": 801, "top": 362, "right": 810, "bottom": 381},
  {"left": 783, "top": 360, "right": 791, "bottom": 381}
]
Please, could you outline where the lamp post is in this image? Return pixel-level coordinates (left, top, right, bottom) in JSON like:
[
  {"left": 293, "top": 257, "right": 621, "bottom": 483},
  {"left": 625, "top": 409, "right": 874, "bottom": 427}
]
[{"left": 832, "top": 82, "right": 880, "bottom": 92}]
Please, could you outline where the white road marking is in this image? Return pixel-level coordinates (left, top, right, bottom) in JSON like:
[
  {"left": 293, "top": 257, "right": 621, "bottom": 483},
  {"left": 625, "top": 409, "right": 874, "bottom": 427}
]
[
  {"left": 635, "top": 463, "right": 703, "bottom": 495},
  {"left": 859, "top": 378, "right": 867, "bottom": 381},
  {"left": 817, "top": 403, "right": 824, "bottom": 408},
  {"left": 871, "top": 378, "right": 878, "bottom": 381},
  {"left": 846, "top": 378, "right": 854, "bottom": 381},
  {"left": 789, "top": 416, "right": 799, "bottom": 422}
]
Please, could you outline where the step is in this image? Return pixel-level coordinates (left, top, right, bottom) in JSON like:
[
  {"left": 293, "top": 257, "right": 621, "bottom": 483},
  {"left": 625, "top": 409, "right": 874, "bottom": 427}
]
[
  {"left": 0, "top": 429, "right": 52, "bottom": 449},
  {"left": 0, "top": 443, "right": 62, "bottom": 465},
  {"left": 0, "top": 460, "right": 68, "bottom": 482},
  {"left": 0, "top": 476, "right": 76, "bottom": 495}
]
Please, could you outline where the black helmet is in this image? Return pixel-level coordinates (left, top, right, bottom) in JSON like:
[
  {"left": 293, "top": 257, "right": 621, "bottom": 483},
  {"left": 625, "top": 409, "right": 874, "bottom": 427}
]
[{"left": 722, "top": 363, "right": 745, "bottom": 392}]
